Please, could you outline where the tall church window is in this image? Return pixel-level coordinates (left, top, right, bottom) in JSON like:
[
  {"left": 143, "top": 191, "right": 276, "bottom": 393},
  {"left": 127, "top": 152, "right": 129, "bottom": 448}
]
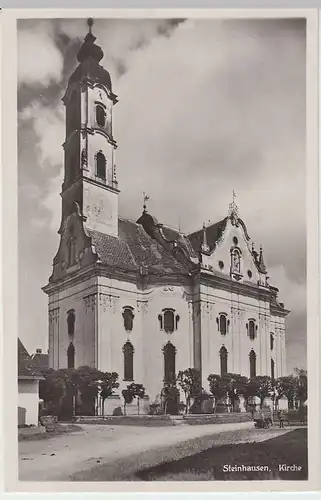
[
  {"left": 67, "top": 238, "right": 76, "bottom": 267},
  {"left": 123, "top": 341, "right": 134, "bottom": 381},
  {"left": 271, "top": 358, "right": 275, "bottom": 380},
  {"left": 270, "top": 333, "right": 274, "bottom": 350},
  {"left": 67, "top": 309, "right": 75, "bottom": 337},
  {"left": 67, "top": 342, "right": 75, "bottom": 369},
  {"left": 96, "top": 151, "right": 106, "bottom": 179},
  {"left": 158, "top": 309, "right": 179, "bottom": 334},
  {"left": 96, "top": 104, "right": 106, "bottom": 127},
  {"left": 216, "top": 313, "right": 229, "bottom": 335},
  {"left": 220, "top": 346, "right": 228, "bottom": 376},
  {"left": 163, "top": 342, "right": 176, "bottom": 384},
  {"left": 249, "top": 350, "right": 256, "bottom": 378},
  {"left": 122, "top": 307, "right": 134, "bottom": 332},
  {"left": 247, "top": 319, "right": 257, "bottom": 340}
]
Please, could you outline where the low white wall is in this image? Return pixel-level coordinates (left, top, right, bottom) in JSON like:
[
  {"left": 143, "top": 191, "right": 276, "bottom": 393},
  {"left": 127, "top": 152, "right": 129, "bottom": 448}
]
[{"left": 18, "top": 379, "right": 40, "bottom": 426}]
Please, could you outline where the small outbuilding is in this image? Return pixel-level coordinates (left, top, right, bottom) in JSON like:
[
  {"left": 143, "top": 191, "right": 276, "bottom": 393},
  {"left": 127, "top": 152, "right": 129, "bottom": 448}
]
[{"left": 18, "top": 339, "right": 44, "bottom": 426}]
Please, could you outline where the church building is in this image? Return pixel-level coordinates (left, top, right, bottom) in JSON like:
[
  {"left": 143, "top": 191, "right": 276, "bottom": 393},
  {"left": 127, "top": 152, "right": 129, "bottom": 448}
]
[{"left": 43, "top": 21, "right": 289, "bottom": 409}]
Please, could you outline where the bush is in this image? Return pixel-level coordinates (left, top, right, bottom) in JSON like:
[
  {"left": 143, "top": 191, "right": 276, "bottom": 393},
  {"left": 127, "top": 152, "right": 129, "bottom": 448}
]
[
  {"left": 148, "top": 404, "right": 165, "bottom": 415},
  {"left": 112, "top": 406, "right": 123, "bottom": 416}
]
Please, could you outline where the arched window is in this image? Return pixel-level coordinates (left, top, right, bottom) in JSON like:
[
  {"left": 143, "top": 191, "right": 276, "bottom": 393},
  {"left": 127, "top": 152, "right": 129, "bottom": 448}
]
[
  {"left": 67, "top": 310, "right": 75, "bottom": 336},
  {"left": 123, "top": 341, "right": 134, "bottom": 381},
  {"left": 249, "top": 350, "right": 256, "bottom": 378},
  {"left": 96, "top": 151, "right": 106, "bottom": 179},
  {"left": 247, "top": 319, "right": 256, "bottom": 340},
  {"left": 122, "top": 307, "right": 134, "bottom": 332},
  {"left": 219, "top": 314, "right": 227, "bottom": 336},
  {"left": 67, "top": 238, "right": 76, "bottom": 267},
  {"left": 220, "top": 346, "right": 228, "bottom": 376},
  {"left": 159, "top": 309, "right": 179, "bottom": 334},
  {"left": 164, "top": 310, "right": 175, "bottom": 333},
  {"left": 270, "top": 333, "right": 274, "bottom": 350},
  {"left": 271, "top": 358, "right": 275, "bottom": 380},
  {"left": 163, "top": 342, "right": 176, "bottom": 384},
  {"left": 96, "top": 104, "right": 106, "bottom": 127},
  {"left": 67, "top": 342, "right": 75, "bottom": 369}
]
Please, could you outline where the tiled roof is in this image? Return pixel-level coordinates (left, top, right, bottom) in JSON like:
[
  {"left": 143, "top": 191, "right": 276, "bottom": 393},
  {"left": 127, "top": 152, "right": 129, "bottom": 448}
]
[
  {"left": 32, "top": 352, "right": 49, "bottom": 373},
  {"left": 18, "top": 339, "right": 43, "bottom": 379},
  {"left": 188, "top": 217, "right": 228, "bottom": 253},
  {"left": 87, "top": 218, "right": 190, "bottom": 276}
]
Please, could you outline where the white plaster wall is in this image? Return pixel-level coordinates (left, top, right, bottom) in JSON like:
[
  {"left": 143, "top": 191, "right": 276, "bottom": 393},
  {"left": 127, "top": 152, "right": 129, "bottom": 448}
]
[
  {"left": 83, "top": 180, "right": 118, "bottom": 236},
  {"left": 18, "top": 379, "right": 40, "bottom": 426}
]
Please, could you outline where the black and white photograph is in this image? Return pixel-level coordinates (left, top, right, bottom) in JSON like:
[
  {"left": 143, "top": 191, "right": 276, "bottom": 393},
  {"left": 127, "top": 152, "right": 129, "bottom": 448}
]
[{"left": 2, "top": 8, "right": 318, "bottom": 490}]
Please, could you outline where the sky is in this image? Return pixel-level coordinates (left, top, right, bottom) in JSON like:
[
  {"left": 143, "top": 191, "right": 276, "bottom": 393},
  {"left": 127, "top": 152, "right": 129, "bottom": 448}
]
[{"left": 18, "top": 17, "right": 306, "bottom": 373}]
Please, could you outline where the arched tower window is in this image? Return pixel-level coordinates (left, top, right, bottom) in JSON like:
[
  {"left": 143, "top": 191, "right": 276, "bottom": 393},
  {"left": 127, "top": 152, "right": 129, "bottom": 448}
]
[
  {"left": 249, "top": 350, "right": 257, "bottom": 378},
  {"left": 163, "top": 342, "right": 176, "bottom": 384},
  {"left": 96, "top": 104, "right": 106, "bottom": 127},
  {"left": 67, "top": 310, "right": 75, "bottom": 336},
  {"left": 123, "top": 341, "right": 134, "bottom": 381},
  {"left": 67, "top": 342, "right": 75, "bottom": 369},
  {"left": 220, "top": 346, "right": 228, "bottom": 376},
  {"left": 96, "top": 151, "right": 106, "bottom": 179},
  {"left": 122, "top": 307, "right": 134, "bottom": 332}
]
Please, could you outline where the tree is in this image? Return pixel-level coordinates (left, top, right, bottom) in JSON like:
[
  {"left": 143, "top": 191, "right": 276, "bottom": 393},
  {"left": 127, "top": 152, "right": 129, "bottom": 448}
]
[
  {"left": 124, "top": 383, "right": 146, "bottom": 414},
  {"left": 161, "top": 380, "right": 180, "bottom": 415},
  {"left": 223, "top": 373, "right": 249, "bottom": 411},
  {"left": 40, "top": 368, "right": 79, "bottom": 418},
  {"left": 76, "top": 366, "right": 105, "bottom": 415},
  {"left": 294, "top": 368, "right": 307, "bottom": 407},
  {"left": 122, "top": 387, "right": 134, "bottom": 415},
  {"left": 248, "top": 376, "right": 273, "bottom": 408},
  {"left": 99, "top": 372, "right": 119, "bottom": 416},
  {"left": 273, "top": 375, "right": 296, "bottom": 410},
  {"left": 177, "top": 368, "right": 202, "bottom": 413},
  {"left": 207, "top": 374, "right": 228, "bottom": 407}
]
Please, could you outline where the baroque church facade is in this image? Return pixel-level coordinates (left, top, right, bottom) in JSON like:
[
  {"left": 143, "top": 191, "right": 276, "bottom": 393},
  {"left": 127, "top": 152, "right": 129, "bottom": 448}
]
[{"left": 43, "top": 22, "right": 289, "bottom": 409}]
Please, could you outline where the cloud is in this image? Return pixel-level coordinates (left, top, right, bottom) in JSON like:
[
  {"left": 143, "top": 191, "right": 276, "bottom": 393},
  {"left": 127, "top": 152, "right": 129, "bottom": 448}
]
[
  {"left": 18, "top": 23, "right": 64, "bottom": 87},
  {"left": 17, "top": 18, "right": 306, "bottom": 372}
]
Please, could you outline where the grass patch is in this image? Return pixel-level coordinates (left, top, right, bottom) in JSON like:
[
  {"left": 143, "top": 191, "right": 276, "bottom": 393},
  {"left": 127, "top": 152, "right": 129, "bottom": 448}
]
[{"left": 136, "top": 429, "right": 308, "bottom": 481}]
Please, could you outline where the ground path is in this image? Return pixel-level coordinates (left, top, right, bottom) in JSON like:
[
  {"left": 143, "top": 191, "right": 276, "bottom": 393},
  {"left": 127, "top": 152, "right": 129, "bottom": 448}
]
[{"left": 19, "top": 422, "right": 298, "bottom": 481}]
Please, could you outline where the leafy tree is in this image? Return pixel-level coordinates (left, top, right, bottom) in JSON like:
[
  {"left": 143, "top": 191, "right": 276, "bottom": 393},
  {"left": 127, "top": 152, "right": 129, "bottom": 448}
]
[
  {"left": 161, "top": 379, "right": 180, "bottom": 415},
  {"left": 207, "top": 374, "right": 228, "bottom": 406},
  {"left": 99, "top": 372, "right": 119, "bottom": 416},
  {"left": 248, "top": 376, "right": 273, "bottom": 408},
  {"left": 40, "top": 368, "right": 79, "bottom": 418},
  {"left": 122, "top": 387, "right": 134, "bottom": 415},
  {"left": 273, "top": 375, "right": 296, "bottom": 409},
  {"left": 294, "top": 368, "right": 307, "bottom": 407},
  {"left": 177, "top": 368, "right": 202, "bottom": 413},
  {"left": 223, "top": 373, "right": 249, "bottom": 411},
  {"left": 125, "top": 383, "right": 146, "bottom": 414}
]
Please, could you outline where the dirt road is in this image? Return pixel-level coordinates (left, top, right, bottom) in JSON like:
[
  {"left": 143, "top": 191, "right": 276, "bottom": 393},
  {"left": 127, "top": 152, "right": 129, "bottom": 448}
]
[{"left": 19, "top": 422, "right": 295, "bottom": 481}]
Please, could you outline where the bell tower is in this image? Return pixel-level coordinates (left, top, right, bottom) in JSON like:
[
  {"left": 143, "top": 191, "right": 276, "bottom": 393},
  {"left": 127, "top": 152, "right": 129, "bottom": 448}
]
[{"left": 61, "top": 18, "right": 119, "bottom": 236}]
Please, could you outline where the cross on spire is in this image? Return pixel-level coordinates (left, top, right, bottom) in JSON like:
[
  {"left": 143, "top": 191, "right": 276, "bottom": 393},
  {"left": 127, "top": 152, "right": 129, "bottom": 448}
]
[
  {"left": 228, "top": 189, "right": 239, "bottom": 218},
  {"left": 143, "top": 192, "right": 150, "bottom": 212}
]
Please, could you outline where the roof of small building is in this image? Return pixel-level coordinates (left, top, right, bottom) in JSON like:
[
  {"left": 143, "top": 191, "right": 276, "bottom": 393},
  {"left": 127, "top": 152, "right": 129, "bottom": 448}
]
[
  {"left": 32, "top": 351, "right": 49, "bottom": 373},
  {"left": 18, "top": 339, "right": 44, "bottom": 379}
]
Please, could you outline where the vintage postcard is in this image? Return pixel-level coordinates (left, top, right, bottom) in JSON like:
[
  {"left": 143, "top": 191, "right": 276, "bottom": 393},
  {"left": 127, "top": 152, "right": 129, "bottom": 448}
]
[{"left": 1, "top": 7, "right": 320, "bottom": 493}]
